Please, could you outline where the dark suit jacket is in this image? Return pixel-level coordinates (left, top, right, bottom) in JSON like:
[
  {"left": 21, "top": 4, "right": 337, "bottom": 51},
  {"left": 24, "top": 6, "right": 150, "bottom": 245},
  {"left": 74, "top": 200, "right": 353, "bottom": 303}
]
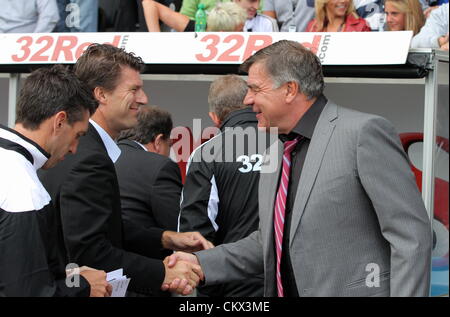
[
  {"left": 115, "top": 139, "right": 182, "bottom": 259},
  {"left": 38, "top": 124, "right": 167, "bottom": 295}
]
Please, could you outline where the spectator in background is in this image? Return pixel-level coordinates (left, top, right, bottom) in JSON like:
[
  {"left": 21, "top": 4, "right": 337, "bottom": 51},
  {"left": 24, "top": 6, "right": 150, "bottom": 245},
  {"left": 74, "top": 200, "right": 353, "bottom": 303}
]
[
  {"left": 384, "top": 0, "right": 425, "bottom": 35},
  {"left": 69, "top": 0, "right": 98, "bottom": 32},
  {"left": 54, "top": 0, "right": 98, "bottom": 32},
  {"left": 352, "top": 0, "right": 384, "bottom": 31},
  {"left": 351, "top": 0, "right": 429, "bottom": 31},
  {"left": 98, "top": 0, "right": 140, "bottom": 32},
  {"left": 207, "top": 1, "right": 248, "bottom": 30},
  {"left": 142, "top": 0, "right": 247, "bottom": 31},
  {"left": 306, "top": 0, "right": 371, "bottom": 32},
  {"left": 136, "top": 0, "right": 184, "bottom": 31},
  {"left": 115, "top": 105, "right": 183, "bottom": 257},
  {"left": 178, "top": 75, "right": 266, "bottom": 297},
  {"left": 115, "top": 105, "right": 187, "bottom": 297},
  {"left": 411, "top": 2, "right": 448, "bottom": 50},
  {"left": 180, "top": 0, "right": 231, "bottom": 19},
  {"left": 0, "top": 0, "right": 59, "bottom": 33},
  {"left": 263, "top": 0, "right": 315, "bottom": 32},
  {"left": 236, "top": 0, "right": 279, "bottom": 31},
  {"left": 421, "top": 0, "right": 447, "bottom": 19},
  {"left": 54, "top": 0, "right": 69, "bottom": 32}
]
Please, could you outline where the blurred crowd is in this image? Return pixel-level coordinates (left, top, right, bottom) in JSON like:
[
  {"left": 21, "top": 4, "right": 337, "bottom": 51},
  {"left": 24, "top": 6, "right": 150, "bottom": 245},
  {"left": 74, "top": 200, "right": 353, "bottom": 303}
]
[{"left": 0, "top": 0, "right": 448, "bottom": 49}]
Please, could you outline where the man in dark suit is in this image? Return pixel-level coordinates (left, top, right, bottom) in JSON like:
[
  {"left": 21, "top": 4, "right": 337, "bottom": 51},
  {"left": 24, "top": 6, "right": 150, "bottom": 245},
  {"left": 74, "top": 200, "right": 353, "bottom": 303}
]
[
  {"left": 39, "top": 44, "right": 207, "bottom": 296},
  {"left": 115, "top": 105, "right": 185, "bottom": 258},
  {"left": 115, "top": 105, "right": 188, "bottom": 297},
  {"left": 164, "top": 40, "right": 432, "bottom": 297}
]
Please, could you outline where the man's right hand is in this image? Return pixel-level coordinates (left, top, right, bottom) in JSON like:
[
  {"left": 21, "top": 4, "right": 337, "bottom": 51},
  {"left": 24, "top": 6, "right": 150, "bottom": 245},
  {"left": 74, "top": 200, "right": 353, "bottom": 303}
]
[{"left": 80, "top": 269, "right": 112, "bottom": 297}]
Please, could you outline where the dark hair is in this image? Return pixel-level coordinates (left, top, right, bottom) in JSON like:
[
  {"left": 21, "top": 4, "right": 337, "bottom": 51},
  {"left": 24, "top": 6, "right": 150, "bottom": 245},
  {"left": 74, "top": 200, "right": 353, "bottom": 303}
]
[
  {"left": 117, "top": 105, "right": 173, "bottom": 144},
  {"left": 74, "top": 44, "right": 145, "bottom": 96},
  {"left": 15, "top": 65, "right": 96, "bottom": 130},
  {"left": 208, "top": 74, "right": 248, "bottom": 122},
  {"left": 240, "top": 40, "right": 324, "bottom": 100}
]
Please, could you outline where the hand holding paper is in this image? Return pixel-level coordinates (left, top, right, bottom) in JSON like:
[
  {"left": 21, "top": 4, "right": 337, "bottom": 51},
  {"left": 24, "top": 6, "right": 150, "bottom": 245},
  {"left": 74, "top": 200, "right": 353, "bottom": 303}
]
[{"left": 107, "top": 269, "right": 131, "bottom": 297}]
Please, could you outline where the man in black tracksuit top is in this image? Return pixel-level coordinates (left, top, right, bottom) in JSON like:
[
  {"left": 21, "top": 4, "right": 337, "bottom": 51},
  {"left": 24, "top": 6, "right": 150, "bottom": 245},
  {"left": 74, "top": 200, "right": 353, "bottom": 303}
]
[{"left": 179, "top": 75, "right": 270, "bottom": 297}]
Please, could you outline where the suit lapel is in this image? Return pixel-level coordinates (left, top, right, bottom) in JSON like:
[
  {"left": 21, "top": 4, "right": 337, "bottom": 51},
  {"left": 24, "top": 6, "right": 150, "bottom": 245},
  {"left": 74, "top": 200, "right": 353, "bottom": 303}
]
[
  {"left": 261, "top": 141, "right": 283, "bottom": 255},
  {"left": 260, "top": 140, "right": 283, "bottom": 296},
  {"left": 289, "top": 102, "right": 338, "bottom": 246}
]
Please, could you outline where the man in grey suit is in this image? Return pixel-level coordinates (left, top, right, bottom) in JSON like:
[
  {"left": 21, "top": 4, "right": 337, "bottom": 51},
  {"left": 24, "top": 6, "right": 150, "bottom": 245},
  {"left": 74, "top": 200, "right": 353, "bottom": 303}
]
[{"left": 163, "top": 40, "right": 432, "bottom": 297}]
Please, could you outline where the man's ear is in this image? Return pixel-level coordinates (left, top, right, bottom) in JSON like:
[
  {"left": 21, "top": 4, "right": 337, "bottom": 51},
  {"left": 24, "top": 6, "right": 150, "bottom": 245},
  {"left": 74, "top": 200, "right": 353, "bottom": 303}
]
[
  {"left": 285, "top": 81, "right": 299, "bottom": 103},
  {"left": 53, "top": 111, "right": 68, "bottom": 133},
  {"left": 93, "top": 86, "right": 107, "bottom": 105},
  {"left": 208, "top": 112, "right": 221, "bottom": 128},
  {"left": 154, "top": 134, "right": 165, "bottom": 153}
]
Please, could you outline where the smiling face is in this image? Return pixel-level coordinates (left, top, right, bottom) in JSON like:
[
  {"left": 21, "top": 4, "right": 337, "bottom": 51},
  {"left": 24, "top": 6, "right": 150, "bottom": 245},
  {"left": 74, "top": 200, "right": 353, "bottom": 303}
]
[
  {"left": 385, "top": 1, "right": 406, "bottom": 31},
  {"left": 325, "top": 0, "right": 350, "bottom": 19},
  {"left": 235, "top": 0, "right": 259, "bottom": 19},
  {"left": 103, "top": 66, "right": 148, "bottom": 137},
  {"left": 243, "top": 62, "right": 289, "bottom": 133}
]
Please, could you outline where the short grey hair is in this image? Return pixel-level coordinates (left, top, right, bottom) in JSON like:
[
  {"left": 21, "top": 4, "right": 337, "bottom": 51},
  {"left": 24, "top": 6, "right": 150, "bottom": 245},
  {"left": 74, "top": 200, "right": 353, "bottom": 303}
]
[
  {"left": 240, "top": 40, "right": 324, "bottom": 100},
  {"left": 208, "top": 74, "right": 248, "bottom": 122}
]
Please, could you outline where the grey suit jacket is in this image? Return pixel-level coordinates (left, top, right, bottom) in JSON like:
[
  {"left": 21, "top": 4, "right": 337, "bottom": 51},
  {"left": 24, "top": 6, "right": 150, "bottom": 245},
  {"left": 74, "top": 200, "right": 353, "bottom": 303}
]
[{"left": 196, "top": 100, "right": 432, "bottom": 297}]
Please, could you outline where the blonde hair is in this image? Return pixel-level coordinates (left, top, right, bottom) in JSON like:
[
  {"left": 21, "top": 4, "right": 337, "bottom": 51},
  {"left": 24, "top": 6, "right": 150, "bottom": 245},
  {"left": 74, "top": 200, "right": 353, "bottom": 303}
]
[
  {"left": 207, "top": 2, "right": 247, "bottom": 31},
  {"left": 385, "top": 0, "right": 425, "bottom": 35},
  {"left": 313, "top": 0, "right": 358, "bottom": 31}
]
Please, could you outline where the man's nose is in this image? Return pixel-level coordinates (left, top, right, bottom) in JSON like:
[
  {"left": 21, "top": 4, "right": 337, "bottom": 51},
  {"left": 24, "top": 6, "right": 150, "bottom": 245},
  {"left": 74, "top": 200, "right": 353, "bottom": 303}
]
[
  {"left": 70, "top": 140, "right": 79, "bottom": 154},
  {"left": 243, "top": 91, "right": 254, "bottom": 106},
  {"left": 137, "top": 90, "right": 149, "bottom": 105}
]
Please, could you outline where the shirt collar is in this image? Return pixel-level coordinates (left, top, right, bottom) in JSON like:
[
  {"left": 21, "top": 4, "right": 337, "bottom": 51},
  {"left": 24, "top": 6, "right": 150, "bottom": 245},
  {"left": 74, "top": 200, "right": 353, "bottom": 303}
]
[
  {"left": 220, "top": 107, "right": 257, "bottom": 131},
  {"left": 89, "top": 119, "right": 121, "bottom": 163},
  {"left": 280, "top": 94, "right": 327, "bottom": 142},
  {"left": 0, "top": 125, "right": 50, "bottom": 170},
  {"left": 133, "top": 140, "right": 148, "bottom": 152}
]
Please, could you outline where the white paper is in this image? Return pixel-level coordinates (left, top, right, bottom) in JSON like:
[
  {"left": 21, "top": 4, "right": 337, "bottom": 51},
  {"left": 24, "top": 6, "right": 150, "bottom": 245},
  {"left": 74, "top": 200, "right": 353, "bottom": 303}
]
[
  {"left": 107, "top": 268, "right": 123, "bottom": 281},
  {"left": 106, "top": 268, "right": 130, "bottom": 297},
  {"left": 109, "top": 277, "right": 131, "bottom": 297}
]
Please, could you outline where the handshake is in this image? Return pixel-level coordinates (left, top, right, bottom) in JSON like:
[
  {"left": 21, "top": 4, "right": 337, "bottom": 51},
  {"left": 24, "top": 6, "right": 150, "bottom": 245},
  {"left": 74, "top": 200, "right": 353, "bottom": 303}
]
[
  {"left": 159, "top": 230, "right": 215, "bottom": 295},
  {"left": 161, "top": 251, "right": 204, "bottom": 295}
]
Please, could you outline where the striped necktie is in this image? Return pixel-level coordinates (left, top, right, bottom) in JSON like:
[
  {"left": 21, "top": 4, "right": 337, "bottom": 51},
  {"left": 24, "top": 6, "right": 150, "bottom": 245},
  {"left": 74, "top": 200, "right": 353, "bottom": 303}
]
[{"left": 274, "top": 137, "right": 299, "bottom": 297}]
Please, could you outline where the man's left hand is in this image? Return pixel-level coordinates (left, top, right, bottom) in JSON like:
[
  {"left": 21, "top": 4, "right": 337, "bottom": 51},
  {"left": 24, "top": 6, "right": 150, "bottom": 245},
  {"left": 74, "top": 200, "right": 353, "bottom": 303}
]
[{"left": 162, "top": 231, "right": 214, "bottom": 252}]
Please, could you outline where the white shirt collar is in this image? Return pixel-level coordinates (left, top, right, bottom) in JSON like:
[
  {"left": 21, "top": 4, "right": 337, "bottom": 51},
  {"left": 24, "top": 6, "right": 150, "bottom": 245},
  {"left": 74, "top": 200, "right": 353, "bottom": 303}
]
[
  {"left": 89, "top": 119, "right": 121, "bottom": 163},
  {"left": 0, "top": 126, "right": 49, "bottom": 170},
  {"left": 133, "top": 140, "right": 148, "bottom": 152}
]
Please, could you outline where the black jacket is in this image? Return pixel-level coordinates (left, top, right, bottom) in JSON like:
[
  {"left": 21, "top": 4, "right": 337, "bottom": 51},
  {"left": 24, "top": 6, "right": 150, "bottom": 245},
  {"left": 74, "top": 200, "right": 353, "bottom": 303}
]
[
  {"left": 0, "top": 125, "right": 89, "bottom": 297},
  {"left": 115, "top": 139, "right": 182, "bottom": 258},
  {"left": 38, "top": 124, "right": 167, "bottom": 295},
  {"left": 179, "top": 107, "right": 268, "bottom": 296}
]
